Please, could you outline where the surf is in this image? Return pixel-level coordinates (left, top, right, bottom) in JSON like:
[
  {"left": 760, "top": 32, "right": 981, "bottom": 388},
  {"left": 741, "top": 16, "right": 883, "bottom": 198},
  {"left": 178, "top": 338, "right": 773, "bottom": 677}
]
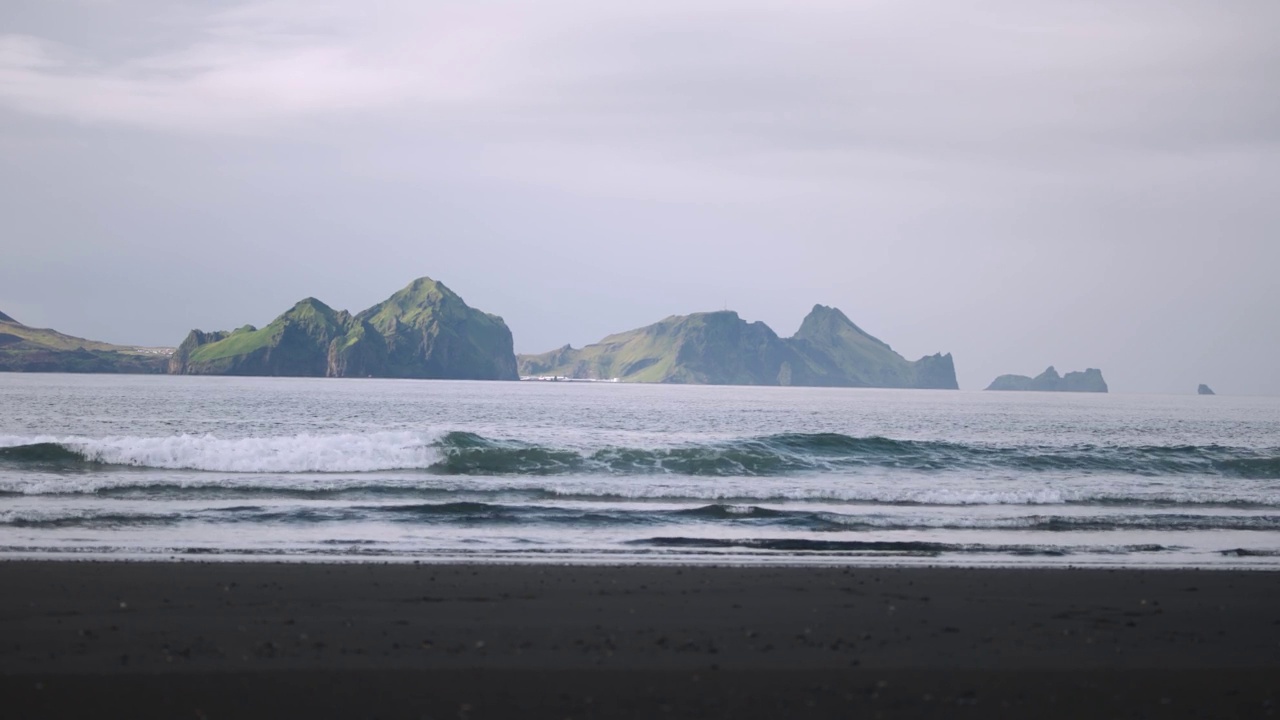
[{"left": 2, "top": 430, "right": 1276, "bottom": 479}]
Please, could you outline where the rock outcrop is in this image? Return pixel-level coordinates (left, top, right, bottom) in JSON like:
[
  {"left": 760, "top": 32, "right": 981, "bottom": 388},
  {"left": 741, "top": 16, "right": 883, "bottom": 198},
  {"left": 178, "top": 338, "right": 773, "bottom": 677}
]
[
  {"left": 985, "top": 366, "right": 1108, "bottom": 393},
  {"left": 518, "top": 305, "right": 957, "bottom": 389},
  {"left": 169, "top": 277, "right": 518, "bottom": 380},
  {"left": 1198, "top": 384, "right": 1216, "bottom": 396},
  {"left": 0, "top": 311, "right": 169, "bottom": 374}
]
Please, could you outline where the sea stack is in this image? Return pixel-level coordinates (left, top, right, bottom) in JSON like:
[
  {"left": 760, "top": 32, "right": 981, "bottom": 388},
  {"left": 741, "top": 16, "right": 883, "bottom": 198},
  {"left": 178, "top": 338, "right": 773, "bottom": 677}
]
[{"left": 1198, "top": 384, "right": 1216, "bottom": 396}]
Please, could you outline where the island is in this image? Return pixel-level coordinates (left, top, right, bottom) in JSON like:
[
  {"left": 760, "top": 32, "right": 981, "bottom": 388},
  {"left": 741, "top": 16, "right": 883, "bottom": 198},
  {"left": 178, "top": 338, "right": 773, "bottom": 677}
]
[
  {"left": 0, "top": 310, "right": 170, "bottom": 373},
  {"left": 1198, "top": 384, "right": 1216, "bottom": 396},
  {"left": 518, "top": 304, "right": 958, "bottom": 389},
  {"left": 168, "top": 277, "right": 518, "bottom": 380},
  {"left": 985, "top": 366, "right": 1108, "bottom": 393}
]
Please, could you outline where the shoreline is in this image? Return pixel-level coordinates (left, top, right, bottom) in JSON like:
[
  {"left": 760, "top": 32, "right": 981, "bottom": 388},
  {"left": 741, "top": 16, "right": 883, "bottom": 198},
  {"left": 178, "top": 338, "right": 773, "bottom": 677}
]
[
  {"left": 4, "top": 550, "right": 1279, "bottom": 570},
  {"left": 3, "top": 561, "right": 1277, "bottom": 718}
]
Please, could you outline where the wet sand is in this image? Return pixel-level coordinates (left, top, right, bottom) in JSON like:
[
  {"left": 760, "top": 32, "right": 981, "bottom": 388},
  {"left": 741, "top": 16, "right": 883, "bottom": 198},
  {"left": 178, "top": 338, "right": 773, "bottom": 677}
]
[{"left": 1, "top": 562, "right": 1277, "bottom": 718}]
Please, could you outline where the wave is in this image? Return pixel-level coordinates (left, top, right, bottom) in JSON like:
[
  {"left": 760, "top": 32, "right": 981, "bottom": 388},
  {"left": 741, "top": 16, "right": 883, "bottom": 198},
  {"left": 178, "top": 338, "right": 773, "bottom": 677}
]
[
  {"left": 0, "top": 431, "right": 440, "bottom": 473},
  {"left": 674, "top": 504, "right": 794, "bottom": 519},
  {"left": 0, "top": 442, "right": 90, "bottom": 464},
  {"left": 1220, "top": 457, "right": 1280, "bottom": 478},
  {"left": 5, "top": 500, "right": 1277, "bottom": 533},
  {"left": 0, "top": 510, "right": 186, "bottom": 529},
  {"left": 1221, "top": 548, "right": 1280, "bottom": 557},
  {"left": 628, "top": 537, "right": 1171, "bottom": 556},
  {"left": 3, "top": 476, "right": 1278, "bottom": 507},
  {"left": 1, "top": 430, "right": 1277, "bottom": 479}
]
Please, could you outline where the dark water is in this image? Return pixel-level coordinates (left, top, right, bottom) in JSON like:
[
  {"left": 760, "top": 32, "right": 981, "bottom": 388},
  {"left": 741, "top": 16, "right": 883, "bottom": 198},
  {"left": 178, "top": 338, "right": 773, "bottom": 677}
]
[{"left": 1, "top": 374, "right": 1277, "bottom": 566}]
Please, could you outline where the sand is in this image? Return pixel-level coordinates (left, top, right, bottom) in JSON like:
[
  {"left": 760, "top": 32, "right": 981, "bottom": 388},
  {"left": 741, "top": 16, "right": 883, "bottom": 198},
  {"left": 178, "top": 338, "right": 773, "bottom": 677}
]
[{"left": 1, "top": 561, "right": 1277, "bottom": 718}]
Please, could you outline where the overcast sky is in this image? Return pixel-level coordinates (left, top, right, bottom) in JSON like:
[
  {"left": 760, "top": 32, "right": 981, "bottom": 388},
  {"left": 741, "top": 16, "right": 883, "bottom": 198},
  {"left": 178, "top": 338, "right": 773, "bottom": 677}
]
[{"left": 1, "top": 0, "right": 1277, "bottom": 394}]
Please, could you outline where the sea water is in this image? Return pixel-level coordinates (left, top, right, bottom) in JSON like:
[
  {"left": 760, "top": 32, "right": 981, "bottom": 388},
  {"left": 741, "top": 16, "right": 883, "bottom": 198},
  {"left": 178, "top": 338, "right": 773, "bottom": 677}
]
[{"left": 0, "top": 374, "right": 1277, "bottom": 567}]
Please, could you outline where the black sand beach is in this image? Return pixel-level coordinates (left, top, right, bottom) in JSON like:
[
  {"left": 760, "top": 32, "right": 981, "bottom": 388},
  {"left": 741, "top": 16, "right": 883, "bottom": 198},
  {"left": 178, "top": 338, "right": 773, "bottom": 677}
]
[{"left": 2, "top": 562, "right": 1277, "bottom": 718}]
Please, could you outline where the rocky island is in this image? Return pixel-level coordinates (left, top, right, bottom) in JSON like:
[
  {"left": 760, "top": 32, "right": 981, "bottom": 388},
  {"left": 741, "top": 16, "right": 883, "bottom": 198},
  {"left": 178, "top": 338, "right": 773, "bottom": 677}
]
[
  {"left": 0, "top": 311, "right": 170, "bottom": 373},
  {"left": 518, "top": 305, "right": 957, "bottom": 389},
  {"left": 169, "top": 277, "right": 518, "bottom": 380},
  {"left": 1198, "top": 384, "right": 1216, "bottom": 396},
  {"left": 985, "top": 366, "right": 1108, "bottom": 393}
]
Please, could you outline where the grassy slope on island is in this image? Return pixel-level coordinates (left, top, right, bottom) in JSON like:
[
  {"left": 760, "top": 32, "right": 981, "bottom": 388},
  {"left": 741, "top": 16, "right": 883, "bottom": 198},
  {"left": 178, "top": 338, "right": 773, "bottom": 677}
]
[
  {"left": 519, "top": 305, "right": 957, "bottom": 389},
  {"left": 348, "top": 278, "right": 517, "bottom": 380},
  {"left": 788, "top": 305, "right": 957, "bottom": 389},
  {"left": 0, "top": 312, "right": 169, "bottom": 373},
  {"left": 178, "top": 299, "right": 350, "bottom": 376},
  {"left": 521, "top": 312, "right": 805, "bottom": 385},
  {"left": 170, "top": 277, "right": 518, "bottom": 380}
]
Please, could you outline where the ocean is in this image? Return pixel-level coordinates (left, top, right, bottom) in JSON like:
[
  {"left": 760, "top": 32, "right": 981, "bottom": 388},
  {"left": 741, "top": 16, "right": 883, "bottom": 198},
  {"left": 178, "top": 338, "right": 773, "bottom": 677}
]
[{"left": 1, "top": 374, "right": 1277, "bottom": 567}]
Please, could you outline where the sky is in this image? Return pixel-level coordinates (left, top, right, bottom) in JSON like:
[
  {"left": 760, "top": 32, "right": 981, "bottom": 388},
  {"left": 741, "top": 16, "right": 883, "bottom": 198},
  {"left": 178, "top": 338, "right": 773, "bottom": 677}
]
[{"left": 1, "top": 0, "right": 1277, "bottom": 395}]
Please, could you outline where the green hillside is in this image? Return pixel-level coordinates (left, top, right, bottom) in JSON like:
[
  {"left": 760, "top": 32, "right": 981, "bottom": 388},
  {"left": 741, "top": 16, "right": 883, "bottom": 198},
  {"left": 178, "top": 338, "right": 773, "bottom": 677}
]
[
  {"left": 0, "top": 312, "right": 169, "bottom": 374},
  {"left": 169, "top": 277, "right": 518, "bottom": 380},
  {"left": 519, "top": 305, "right": 957, "bottom": 389}
]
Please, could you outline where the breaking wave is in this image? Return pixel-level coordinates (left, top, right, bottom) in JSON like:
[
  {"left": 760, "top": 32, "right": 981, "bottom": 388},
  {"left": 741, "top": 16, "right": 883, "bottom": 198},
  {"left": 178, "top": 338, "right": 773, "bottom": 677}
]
[
  {"left": 0, "top": 432, "right": 440, "bottom": 473},
  {"left": 0, "top": 430, "right": 1277, "bottom": 478}
]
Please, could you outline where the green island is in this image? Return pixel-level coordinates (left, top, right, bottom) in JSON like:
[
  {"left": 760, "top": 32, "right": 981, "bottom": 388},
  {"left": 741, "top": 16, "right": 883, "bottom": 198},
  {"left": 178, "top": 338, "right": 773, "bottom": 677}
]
[
  {"left": 167, "top": 277, "right": 518, "bottom": 380},
  {"left": 4, "top": 288, "right": 961, "bottom": 387},
  {"left": 517, "top": 304, "right": 958, "bottom": 389},
  {"left": 0, "top": 310, "right": 169, "bottom": 373}
]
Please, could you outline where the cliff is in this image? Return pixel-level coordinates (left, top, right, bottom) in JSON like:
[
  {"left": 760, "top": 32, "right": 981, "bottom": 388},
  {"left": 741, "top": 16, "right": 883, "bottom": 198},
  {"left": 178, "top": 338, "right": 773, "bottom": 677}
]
[
  {"left": 518, "top": 305, "right": 957, "bottom": 389},
  {"left": 985, "top": 366, "right": 1108, "bottom": 393},
  {"left": 169, "top": 278, "right": 518, "bottom": 380}
]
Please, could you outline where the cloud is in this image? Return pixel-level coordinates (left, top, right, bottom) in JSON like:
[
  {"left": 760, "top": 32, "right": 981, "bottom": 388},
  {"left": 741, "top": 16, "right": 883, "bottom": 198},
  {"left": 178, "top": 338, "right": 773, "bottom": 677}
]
[
  {"left": 0, "top": 1, "right": 546, "bottom": 133},
  {"left": 3, "top": 0, "right": 1276, "bottom": 150},
  {"left": 4, "top": 0, "right": 1276, "bottom": 219},
  {"left": 0, "top": 36, "right": 402, "bottom": 132}
]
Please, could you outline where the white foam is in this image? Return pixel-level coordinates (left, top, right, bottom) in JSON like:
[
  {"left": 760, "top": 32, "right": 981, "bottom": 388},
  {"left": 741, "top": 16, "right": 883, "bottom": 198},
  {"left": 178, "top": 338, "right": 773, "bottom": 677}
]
[{"left": 0, "top": 432, "right": 443, "bottom": 473}]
